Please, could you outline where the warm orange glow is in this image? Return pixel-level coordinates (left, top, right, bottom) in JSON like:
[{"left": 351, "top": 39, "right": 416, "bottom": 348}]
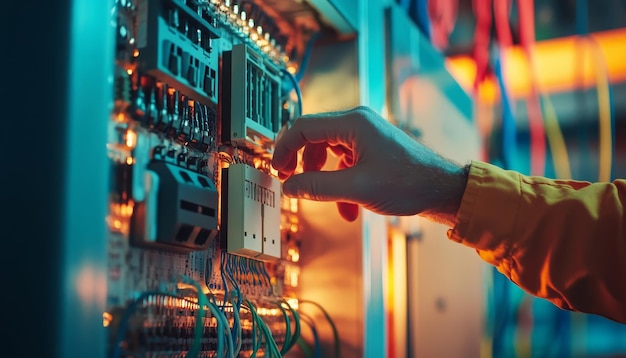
[
  {"left": 284, "top": 265, "right": 300, "bottom": 288},
  {"left": 290, "top": 270, "right": 299, "bottom": 287},
  {"left": 289, "top": 198, "right": 298, "bottom": 213},
  {"left": 446, "top": 28, "right": 626, "bottom": 103},
  {"left": 257, "top": 307, "right": 279, "bottom": 316},
  {"left": 290, "top": 224, "right": 298, "bottom": 233},
  {"left": 103, "top": 312, "right": 113, "bottom": 327},
  {"left": 109, "top": 201, "right": 134, "bottom": 218},
  {"left": 133, "top": 49, "right": 140, "bottom": 57},
  {"left": 125, "top": 129, "right": 137, "bottom": 148},
  {"left": 286, "top": 297, "right": 299, "bottom": 310},
  {"left": 126, "top": 68, "right": 133, "bottom": 76},
  {"left": 115, "top": 112, "right": 128, "bottom": 123},
  {"left": 75, "top": 265, "right": 106, "bottom": 307},
  {"left": 287, "top": 248, "right": 300, "bottom": 262},
  {"left": 126, "top": 156, "right": 134, "bottom": 165}
]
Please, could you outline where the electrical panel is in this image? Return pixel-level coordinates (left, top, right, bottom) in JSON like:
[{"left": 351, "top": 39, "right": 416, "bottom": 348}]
[{"left": 105, "top": 0, "right": 339, "bottom": 357}]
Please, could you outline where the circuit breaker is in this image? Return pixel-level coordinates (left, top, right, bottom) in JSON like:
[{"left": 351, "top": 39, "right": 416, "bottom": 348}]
[{"left": 222, "top": 163, "right": 281, "bottom": 260}]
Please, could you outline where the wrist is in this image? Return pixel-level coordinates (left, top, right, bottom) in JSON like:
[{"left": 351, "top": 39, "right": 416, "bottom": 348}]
[{"left": 422, "top": 161, "right": 470, "bottom": 227}]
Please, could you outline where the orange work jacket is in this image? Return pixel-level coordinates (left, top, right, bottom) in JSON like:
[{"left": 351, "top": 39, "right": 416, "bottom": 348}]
[{"left": 448, "top": 161, "right": 626, "bottom": 324}]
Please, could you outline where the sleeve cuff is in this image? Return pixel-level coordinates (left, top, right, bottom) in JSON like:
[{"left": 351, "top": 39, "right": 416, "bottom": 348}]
[{"left": 447, "top": 161, "right": 523, "bottom": 265}]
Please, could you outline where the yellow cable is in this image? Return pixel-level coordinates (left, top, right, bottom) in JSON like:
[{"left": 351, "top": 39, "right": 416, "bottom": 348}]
[
  {"left": 542, "top": 95, "right": 572, "bottom": 179},
  {"left": 588, "top": 38, "right": 613, "bottom": 182},
  {"left": 524, "top": 46, "right": 572, "bottom": 179}
]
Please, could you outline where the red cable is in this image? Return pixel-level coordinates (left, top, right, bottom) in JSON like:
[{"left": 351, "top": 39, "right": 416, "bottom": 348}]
[
  {"left": 518, "top": 0, "right": 546, "bottom": 176},
  {"left": 494, "top": 0, "right": 513, "bottom": 47},
  {"left": 472, "top": 0, "right": 492, "bottom": 90}
]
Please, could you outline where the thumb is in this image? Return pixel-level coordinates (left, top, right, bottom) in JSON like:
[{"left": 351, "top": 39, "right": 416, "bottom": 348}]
[{"left": 282, "top": 169, "right": 358, "bottom": 202}]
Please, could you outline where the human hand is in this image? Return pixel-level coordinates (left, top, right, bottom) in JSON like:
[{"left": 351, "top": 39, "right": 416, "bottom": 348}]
[{"left": 271, "top": 106, "right": 468, "bottom": 225}]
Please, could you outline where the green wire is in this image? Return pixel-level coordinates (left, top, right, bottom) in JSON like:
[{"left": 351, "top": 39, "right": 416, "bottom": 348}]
[
  {"left": 272, "top": 301, "right": 291, "bottom": 355},
  {"left": 246, "top": 302, "right": 260, "bottom": 358},
  {"left": 231, "top": 297, "right": 243, "bottom": 356},
  {"left": 177, "top": 275, "right": 207, "bottom": 358},
  {"left": 296, "top": 336, "right": 315, "bottom": 358},
  {"left": 278, "top": 299, "right": 301, "bottom": 353},
  {"left": 246, "top": 299, "right": 282, "bottom": 357},
  {"left": 299, "top": 300, "right": 341, "bottom": 358}
]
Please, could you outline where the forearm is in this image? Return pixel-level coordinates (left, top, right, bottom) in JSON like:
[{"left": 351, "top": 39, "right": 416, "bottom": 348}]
[{"left": 448, "top": 161, "right": 626, "bottom": 323}]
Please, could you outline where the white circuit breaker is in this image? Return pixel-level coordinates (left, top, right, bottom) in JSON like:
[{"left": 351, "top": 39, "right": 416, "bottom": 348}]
[{"left": 223, "top": 163, "right": 281, "bottom": 260}]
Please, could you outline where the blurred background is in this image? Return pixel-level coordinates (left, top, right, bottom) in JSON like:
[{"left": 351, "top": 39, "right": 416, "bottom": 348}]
[{"left": 397, "top": 0, "right": 626, "bottom": 356}]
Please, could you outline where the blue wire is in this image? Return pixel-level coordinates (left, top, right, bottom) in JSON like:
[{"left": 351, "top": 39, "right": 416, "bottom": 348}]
[
  {"left": 111, "top": 291, "right": 158, "bottom": 358},
  {"left": 220, "top": 251, "right": 230, "bottom": 309},
  {"left": 295, "top": 32, "right": 321, "bottom": 82},
  {"left": 300, "top": 314, "right": 322, "bottom": 358},
  {"left": 412, "top": 0, "right": 431, "bottom": 39},
  {"left": 494, "top": 53, "right": 517, "bottom": 171},
  {"left": 282, "top": 69, "right": 303, "bottom": 120},
  {"left": 260, "top": 261, "right": 272, "bottom": 295},
  {"left": 576, "top": 0, "right": 589, "bottom": 36}
]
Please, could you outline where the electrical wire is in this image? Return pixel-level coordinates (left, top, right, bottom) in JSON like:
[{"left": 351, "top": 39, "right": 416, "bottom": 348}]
[
  {"left": 541, "top": 93, "right": 572, "bottom": 179},
  {"left": 111, "top": 285, "right": 208, "bottom": 358},
  {"left": 296, "top": 336, "right": 315, "bottom": 358},
  {"left": 295, "top": 32, "right": 321, "bottom": 82},
  {"left": 494, "top": 51, "right": 517, "bottom": 171},
  {"left": 276, "top": 298, "right": 301, "bottom": 354},
  {"left": 518, "top": 0, "right": 546, "bottom": 176},
  {"left": 518, "top": 39, "right": 572, "bottom": 179},
  {"left": 111, "top": 291, "right": 164, "bottom": 358},
  {"left": 299, "top": 299, "right": 340, "bottom": 358},
  {"left": 274, "top": 300, "right": 292, "bottom": 354},
  {"left": 223, "top": 253, "right": 243, "bottom": 357},
  {"left": 299, "top": 313, "right": 322, "bottom": 358},
  {"left": 282, "top": 68, "right": 303, "bottom": 121},
  {"left": 177, "top": 275, "right": 212, "bottom": 358},
  {"left": 588, "top": 37, "right": 613, "bottom": 182},
  {"left": 228, "top": 295, "right": 243, "bottom": 357},
  {"left": 245, "top": 299, "right": 282, "bottom": 357}
]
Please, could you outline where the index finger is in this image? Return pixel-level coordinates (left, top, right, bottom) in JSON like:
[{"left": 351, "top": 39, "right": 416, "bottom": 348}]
[{"left": 272, "top": 111, "right": 355, "bottom": 174}]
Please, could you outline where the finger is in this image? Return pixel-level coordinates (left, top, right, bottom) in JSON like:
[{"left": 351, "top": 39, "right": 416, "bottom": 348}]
[
  {"left": 276, "top": 151, "right": 297, "bottom": 179},
  {"left": 328, "top": 144, "right": 351, "bottom": 157},
  {"left": 302, "top": 142, "right": 328, "bottom": 172},
  {"left": 329, "top": 144, "right": 354, "bottom": 166},
  {"left": 272, "top": 111, "right": 355, "bottom": 172},
  {"left": 337, "top": 202, "right": 359, "bottom": 222},
  {"left": 281, "top": 168, "right": 358, "bottom": 202}
]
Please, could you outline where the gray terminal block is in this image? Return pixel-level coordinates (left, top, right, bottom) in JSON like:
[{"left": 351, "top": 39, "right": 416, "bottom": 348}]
[
  {"left": 223, "top": 44, "right": 282, "bottom": 153},
  {"left": 137, "top": 0, "right": 220, "bottom": 104},
  {"left": 222, "top": 164, "right": 281, "bottom": 260},
  {"left": 138, "top": 161, "right": 218, "bottom": 252}
]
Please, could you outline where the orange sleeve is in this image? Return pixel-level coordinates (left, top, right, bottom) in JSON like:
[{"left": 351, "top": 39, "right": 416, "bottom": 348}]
[{"left": 447, "top": 160, "right": 626, "bottom": 323}]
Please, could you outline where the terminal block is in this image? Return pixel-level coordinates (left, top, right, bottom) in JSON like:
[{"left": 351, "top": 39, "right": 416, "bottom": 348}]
[
  {"left": 131, "top": 161, "right": 218, "bottom": 252},
  {"left": 222, "top": 44, "right": 282, "bottom": 153},
  {"left": 137, "top": 0, "right": 219, "bottom": 104},
  {"left": 221, "top": 164, "right": 281, "bottom": 260}
]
